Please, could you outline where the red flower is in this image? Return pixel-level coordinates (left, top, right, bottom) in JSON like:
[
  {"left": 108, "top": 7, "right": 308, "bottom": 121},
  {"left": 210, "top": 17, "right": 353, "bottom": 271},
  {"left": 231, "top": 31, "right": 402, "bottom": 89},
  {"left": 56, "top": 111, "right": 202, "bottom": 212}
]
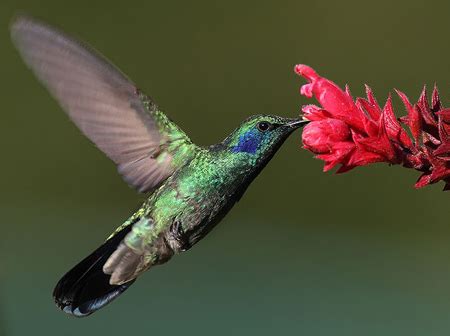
[{"left": 295, "top": 64, "right": 450, "bottom": 190}]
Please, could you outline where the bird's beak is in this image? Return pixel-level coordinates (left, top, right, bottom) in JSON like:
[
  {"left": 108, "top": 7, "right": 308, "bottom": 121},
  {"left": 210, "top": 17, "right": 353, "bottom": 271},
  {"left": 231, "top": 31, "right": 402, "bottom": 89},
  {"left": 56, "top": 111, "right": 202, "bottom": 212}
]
[{"left": 285, "top": 119, "right": 310, "bottom": 129}]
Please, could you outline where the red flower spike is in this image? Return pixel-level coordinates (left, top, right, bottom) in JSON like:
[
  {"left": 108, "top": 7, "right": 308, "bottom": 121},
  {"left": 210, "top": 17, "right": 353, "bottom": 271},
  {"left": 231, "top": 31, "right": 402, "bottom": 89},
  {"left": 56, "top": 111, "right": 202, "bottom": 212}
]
[{"left": 295, "top": 64, "right": 450, "bottom": 190}]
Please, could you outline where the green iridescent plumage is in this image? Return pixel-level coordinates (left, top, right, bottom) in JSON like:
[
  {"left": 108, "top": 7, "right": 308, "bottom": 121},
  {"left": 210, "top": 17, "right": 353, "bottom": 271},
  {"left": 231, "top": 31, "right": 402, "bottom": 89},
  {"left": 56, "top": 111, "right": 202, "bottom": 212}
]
[
  {"left": 109, "top": 115, "right": 304, "bottom": 277},
  {"left": 10, "top": 16, "right": 308, "bottom": 317},
  {"left": 138, "top": 92, "right": 197, "bottom": 170}
]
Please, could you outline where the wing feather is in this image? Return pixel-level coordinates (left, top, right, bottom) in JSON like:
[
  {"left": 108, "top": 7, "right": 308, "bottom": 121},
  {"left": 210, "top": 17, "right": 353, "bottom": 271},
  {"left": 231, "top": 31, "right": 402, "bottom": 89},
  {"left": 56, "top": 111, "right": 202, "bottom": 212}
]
[{"left": 11, "top": 16, "right": 196, "bottom": 192}]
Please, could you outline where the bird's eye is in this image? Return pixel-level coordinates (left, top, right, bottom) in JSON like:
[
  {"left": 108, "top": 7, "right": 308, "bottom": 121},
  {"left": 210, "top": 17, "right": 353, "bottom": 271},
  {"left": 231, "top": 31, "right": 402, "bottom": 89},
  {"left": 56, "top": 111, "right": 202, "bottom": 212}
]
[{"left": 257, "top": 121, "right": 271, "bottom": 132}]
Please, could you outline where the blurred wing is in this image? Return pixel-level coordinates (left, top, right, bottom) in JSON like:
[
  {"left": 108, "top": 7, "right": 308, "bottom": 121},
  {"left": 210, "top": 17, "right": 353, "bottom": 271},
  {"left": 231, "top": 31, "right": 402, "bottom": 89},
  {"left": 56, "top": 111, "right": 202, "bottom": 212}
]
[{"left": 11, "top": 16, "right": 196, "bottom": 193}]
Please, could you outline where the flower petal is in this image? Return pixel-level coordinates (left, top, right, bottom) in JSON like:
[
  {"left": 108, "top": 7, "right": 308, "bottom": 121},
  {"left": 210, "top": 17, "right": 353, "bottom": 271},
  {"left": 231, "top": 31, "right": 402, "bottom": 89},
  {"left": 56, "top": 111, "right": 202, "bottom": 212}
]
[{"left": 295, "top": 64, "right": 366, "bottom": 132}]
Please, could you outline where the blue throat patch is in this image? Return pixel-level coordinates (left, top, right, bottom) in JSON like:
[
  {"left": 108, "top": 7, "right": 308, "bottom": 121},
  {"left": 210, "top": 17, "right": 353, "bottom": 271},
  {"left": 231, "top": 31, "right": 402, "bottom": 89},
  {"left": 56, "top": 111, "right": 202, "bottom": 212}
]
[{"left": 231, "top": 130, "right": 261, "bottom": 154}]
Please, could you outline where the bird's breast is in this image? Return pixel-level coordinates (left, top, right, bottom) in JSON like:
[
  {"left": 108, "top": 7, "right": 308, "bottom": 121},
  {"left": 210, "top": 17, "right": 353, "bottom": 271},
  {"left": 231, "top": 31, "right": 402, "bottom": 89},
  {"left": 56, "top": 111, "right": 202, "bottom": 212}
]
[{"left": 149, "top": 150, "right": 253, "bottom": 250}]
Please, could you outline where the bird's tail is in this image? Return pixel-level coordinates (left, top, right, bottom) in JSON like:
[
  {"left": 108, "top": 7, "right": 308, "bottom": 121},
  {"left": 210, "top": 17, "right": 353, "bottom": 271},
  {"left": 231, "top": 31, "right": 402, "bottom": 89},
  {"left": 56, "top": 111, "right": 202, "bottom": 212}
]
[{"left": 53, "top": 224, "right": 135, "bottom": 317}]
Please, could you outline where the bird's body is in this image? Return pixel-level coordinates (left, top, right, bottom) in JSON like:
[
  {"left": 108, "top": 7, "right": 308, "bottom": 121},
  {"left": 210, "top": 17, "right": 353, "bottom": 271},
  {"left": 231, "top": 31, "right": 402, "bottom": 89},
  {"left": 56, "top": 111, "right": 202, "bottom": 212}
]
[
  {"left": 103, "top": 112, "right": 300, "bottom": 286},
  {"left": 10, "top": 16, "right": 307, "bottom": 317}
]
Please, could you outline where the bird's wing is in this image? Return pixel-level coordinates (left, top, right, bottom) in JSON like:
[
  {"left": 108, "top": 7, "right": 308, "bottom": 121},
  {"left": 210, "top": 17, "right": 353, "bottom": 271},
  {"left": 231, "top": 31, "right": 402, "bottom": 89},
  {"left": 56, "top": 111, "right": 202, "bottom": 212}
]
[{"left": 11, "top": 16, "right": 197, "bottom": 193}]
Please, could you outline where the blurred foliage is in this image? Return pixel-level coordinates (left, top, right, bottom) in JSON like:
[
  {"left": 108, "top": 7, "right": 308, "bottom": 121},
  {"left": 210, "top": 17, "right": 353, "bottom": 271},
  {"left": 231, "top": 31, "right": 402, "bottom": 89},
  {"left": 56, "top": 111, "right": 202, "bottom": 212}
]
[{"left": 1, "top": 0, "right": 450, "bottom": 335}]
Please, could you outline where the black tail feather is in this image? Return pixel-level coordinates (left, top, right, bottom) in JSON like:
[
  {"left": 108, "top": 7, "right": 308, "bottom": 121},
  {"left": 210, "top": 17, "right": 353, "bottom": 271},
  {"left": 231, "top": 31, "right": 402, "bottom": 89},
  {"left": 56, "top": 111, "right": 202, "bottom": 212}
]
[{"left": 53, "top": 225, "right": 135, "bottom": 317}]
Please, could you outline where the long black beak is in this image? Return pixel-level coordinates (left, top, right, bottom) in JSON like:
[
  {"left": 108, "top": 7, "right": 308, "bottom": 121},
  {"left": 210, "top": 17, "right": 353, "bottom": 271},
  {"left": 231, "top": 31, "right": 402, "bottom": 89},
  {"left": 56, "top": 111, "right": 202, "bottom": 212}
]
[{"left": 285, "top": 119, "right": 310, "bottom": 128}]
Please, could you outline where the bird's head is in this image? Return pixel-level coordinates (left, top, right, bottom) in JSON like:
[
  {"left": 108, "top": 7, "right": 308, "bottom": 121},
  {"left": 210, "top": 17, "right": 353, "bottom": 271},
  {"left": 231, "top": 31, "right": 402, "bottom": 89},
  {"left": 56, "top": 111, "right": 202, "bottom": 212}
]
[{"left": 222, "top": 115, "right": 308, "bottom": 165}]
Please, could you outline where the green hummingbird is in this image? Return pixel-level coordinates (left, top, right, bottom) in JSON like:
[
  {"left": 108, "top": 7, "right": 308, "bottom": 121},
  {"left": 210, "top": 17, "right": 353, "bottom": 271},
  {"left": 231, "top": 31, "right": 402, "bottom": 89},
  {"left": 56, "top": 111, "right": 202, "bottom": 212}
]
[{"left": 11, "top": 16, "right": 308, "bottom": 317}]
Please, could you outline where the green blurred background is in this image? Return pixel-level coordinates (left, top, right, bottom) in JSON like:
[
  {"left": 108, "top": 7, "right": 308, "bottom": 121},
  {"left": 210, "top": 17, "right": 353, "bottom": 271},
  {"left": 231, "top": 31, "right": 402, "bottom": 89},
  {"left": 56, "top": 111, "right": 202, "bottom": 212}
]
[{"left": 1, "top": 0, "right": 450, "bottom": 335}]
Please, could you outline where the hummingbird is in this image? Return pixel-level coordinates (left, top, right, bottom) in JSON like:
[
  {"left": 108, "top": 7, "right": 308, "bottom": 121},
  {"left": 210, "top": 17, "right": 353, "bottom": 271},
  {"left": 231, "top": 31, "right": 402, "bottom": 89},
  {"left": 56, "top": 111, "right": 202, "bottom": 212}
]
[{"left": 11, "top": 16, "right": 308, "bottom": 317}]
